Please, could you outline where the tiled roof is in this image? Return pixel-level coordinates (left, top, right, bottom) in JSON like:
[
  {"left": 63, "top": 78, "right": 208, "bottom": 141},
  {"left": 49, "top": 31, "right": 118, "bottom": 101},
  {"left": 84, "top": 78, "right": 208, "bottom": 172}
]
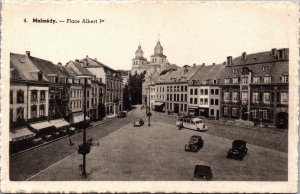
[
  {"left": 10, "top": 53, "right": 49, "bottom": 82},
  {"left": 231, "top": 49, "right": 289, "bottom": 66},
  {"left": 189, "top": 64, "right": 225, "bottom": 85},
  {"left": 29, "top": 56, "right": 66, "bottom": 77},
  {"left": 80, "top": 57, "right": 117, "bottom": 72},
  {"left": 56, "top": 65, "right": 77, "bottom": 78},
  {"left": 66, "top": 60, "right": 94, "bottom": 76}
]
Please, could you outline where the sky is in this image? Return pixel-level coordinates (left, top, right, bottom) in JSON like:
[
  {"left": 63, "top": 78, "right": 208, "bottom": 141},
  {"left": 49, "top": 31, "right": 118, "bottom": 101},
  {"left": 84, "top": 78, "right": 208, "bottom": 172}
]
[{"left": 2, "top": 1, "right": 297, "bottom": 70}]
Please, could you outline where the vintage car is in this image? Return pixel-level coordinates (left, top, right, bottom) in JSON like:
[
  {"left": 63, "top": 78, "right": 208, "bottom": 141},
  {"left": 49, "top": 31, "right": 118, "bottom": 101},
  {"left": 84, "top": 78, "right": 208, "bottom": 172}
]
[
  {"left": 193, "top": 165, "right": 213, "bottom": 180},
  {"left": 69, "top": 127, "right": 76, "bottom": 135},
  {"left": 176, "top": 116, "right": 208, "bottom": 131},
  {"left": 60, "top": 129, "right": 68, "bottom": 135},
  {"left": 52, "top": 131, "right": 61, "bottom": 138},
  {"left": 185, "top": 135, "right": 204, "bottom": 152},
  {"left": 226, "top": 140, "right": 248, "bottom": 160},
  {"left": 32, "top": 137, "right": 43, "bottom": 145},
  {"left": 43, "top": 134, "right": 53, "bottom": 141},
  {"left": 134, "top": 119, "right": 144, "bottom": 127},
  {"left": 118, "top": 111, "right": 127, "bottom": 118}
]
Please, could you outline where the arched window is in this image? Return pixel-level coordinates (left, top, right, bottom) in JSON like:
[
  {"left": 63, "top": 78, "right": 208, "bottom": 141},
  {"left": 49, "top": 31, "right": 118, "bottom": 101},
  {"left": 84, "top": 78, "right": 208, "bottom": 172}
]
[{"left": 264, "top": 74, "right": 271, "bottom": 83}]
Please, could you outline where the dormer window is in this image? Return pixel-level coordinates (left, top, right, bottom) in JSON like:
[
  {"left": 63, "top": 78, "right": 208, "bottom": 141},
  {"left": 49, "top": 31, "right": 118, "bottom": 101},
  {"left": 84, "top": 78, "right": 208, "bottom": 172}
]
[
  {"left": 253, "top": 76, "right": 260, "bottom": 83},
  {"left": 278, "top": 49, "right": 285, "bottom": 60},
  {"left": 232, "top": 77, "right": 239, "bottom": 84},
  {"left": 282, "top": 74, "right": 288, "bottom": 83},
  {"left": 232, "top": 68, "right": 236, "bottom": 74},
  {"left": 38, "top": 72, "right": 43, "bottom": 81},
  {"left": 213, "top": 80, "right": 217, "bottom": 84},
  {"left": 264, "top": 75, "right": 271, "bottom": 83},
  {"left": 263, "top": 66, "right": 268, "bottom": 72},
  {"left": 225, "top": 78, "right": 230, "bottom": 84}
]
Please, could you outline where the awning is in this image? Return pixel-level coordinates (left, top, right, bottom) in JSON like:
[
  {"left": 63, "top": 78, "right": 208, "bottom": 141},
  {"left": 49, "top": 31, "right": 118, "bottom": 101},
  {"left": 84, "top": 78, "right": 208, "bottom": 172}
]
[
  {"left": 49, "top": 118, "right": 70, "bottom": 129},
  {"left": 72, "top": 114, "right": 90, "bottom": 124},
  {"left": 154, "top": 101, "right": 165, "bottom": 106},
  {"left": 30, "top": 121, "right": 55, "bottom": 132},
  {"left": 10, "top": 127, "right": 35, "bottom": 142}
]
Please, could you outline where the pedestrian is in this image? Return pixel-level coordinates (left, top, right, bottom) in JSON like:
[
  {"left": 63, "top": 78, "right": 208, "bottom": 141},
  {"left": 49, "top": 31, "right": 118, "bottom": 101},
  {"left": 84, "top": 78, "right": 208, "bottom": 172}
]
[{"left": 69, "top": 135, "right": 74, "bottom": 146}]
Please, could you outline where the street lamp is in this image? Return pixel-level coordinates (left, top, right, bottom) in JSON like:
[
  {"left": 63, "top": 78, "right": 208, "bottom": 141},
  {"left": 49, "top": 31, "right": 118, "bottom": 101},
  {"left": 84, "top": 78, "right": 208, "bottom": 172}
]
[{"left": 76, "top": 75, "right": 93, "bottom": 179}]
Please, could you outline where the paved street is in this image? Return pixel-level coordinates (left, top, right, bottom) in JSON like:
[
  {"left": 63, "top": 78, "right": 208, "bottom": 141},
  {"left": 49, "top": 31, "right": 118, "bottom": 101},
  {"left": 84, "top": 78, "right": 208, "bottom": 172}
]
[{"left": 12, "top": 106, "right": 287, "bottom": 181}]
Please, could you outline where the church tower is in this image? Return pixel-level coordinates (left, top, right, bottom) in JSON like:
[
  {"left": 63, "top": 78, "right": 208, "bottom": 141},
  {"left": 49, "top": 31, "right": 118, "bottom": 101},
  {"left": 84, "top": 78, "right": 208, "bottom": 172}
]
[
  {"left": 131, "top": 44, "right": 148, "bottom": 74},
  {"left": 150, "top": 40, "right": 167, "bottom": 64}
]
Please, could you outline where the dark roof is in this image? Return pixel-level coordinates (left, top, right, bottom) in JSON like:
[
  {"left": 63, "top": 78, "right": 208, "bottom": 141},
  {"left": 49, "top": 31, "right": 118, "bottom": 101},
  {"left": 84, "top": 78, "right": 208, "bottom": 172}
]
[
  {"left": 231, "top": 48, "right": 289, "bottom": 66},
  {"left": 66, "top": 60, "right": 94, "bottom": 76},
  {"left": 151, "top": 53, "right": 167, "bottom": 58},
  {"left": 56, "top": 65, "right": 77, "bottom": 78},
  {"left": 10, "top": 53, "right": 49, "bottom": 82},
  {"left": 79, "top": 57, "right": 118, "bottom": 72},
  {"left": 29, "top": 56, "right": 66, "bottom": 77},
  {"left": 132, "top": 56, "right": 147, "bottom": 61},
  {"left": 189, "top": 64, "right": 225, "bottom": 85}
]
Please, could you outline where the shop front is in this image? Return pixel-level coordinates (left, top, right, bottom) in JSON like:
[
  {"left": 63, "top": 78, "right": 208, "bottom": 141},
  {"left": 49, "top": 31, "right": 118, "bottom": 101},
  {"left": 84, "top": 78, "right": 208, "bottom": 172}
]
[
  {"left": 9, "top": 126, "right": 36, "bottom": 154},
  {"left": 154, "top": 101, "right": 165, "bottom": 112},
  {"left": 70, "top": 112, "right": 90, "bottom": 128}
]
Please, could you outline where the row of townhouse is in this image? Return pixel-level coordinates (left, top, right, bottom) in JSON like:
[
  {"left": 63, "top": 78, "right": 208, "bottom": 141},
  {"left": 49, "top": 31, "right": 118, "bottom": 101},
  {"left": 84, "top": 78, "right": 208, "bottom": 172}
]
[
  {"left": 143, "top": 48, "right": 289, "bottom": 129},
  {"left": 9, "top": 51, "right": 122, "bottom": 152}
]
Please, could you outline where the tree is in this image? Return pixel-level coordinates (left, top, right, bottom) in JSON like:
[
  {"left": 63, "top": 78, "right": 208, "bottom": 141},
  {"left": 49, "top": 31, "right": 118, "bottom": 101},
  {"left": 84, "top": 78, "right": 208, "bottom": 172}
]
[
  {"left": 123, "top": 84, "right": 131, "bottom": 111},
  {"left": 128, "top": 72, "right": 145, "bottom": 105},
  {"left": 98, "top": 102, "right": 106, "bottom": 119}
]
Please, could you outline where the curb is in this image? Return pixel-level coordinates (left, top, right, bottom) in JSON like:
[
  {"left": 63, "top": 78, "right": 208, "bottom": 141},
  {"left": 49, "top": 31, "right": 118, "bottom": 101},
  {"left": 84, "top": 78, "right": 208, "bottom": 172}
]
[{"left": 10, "top": 118, "right": 114, "bottom": 158}]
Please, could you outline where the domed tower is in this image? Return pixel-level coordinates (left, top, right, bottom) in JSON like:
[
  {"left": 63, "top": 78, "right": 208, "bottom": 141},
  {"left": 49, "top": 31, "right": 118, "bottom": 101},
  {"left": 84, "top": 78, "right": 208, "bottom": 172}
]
[
  {"left": 150, "top": 40, "right": 167, "bottom": 64},
  {"left": 131, "top": 44, "right": 148, "bottom": 74}
]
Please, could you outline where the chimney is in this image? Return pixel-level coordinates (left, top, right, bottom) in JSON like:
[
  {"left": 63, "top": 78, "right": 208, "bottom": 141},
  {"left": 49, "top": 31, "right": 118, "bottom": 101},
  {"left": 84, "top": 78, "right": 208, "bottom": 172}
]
[
  {"left": 202, "top": 63, "right": 205, "bottom": 66},
  {"left": 86, "top": 55, "right": 88, "bottom": 58},
  {"left": 227, "top": 56, "right": 232, "bottom": 66},
  {"left": 242, "top": 52, "right": 246, "bottom": 60},
  {"left": 26, "top": 51, "right": 30, "bottom": 57},
  {"left": 223, "top": 61, "right": 226, "bottom": 65},
  {"left": 58, "top": 62, "right": 62, "bottom": 66},
  {"left": 75, "top": 59, "right": 79, "bottom": 62},
  {"left": 193, "top": 63, "right": 196, "bottom": 67},
  {"left": 212, "top": 63, "right": 215, "bottom": 66},
  {"left": 271, "top": 48, "right": 277, "bottom": 56}
]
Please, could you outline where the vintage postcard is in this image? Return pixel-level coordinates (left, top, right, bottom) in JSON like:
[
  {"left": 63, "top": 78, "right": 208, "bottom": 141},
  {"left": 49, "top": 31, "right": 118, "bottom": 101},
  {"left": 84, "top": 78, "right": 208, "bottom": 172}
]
[{"left": 0, "top": 0, "right": 299, "bottom": 193}]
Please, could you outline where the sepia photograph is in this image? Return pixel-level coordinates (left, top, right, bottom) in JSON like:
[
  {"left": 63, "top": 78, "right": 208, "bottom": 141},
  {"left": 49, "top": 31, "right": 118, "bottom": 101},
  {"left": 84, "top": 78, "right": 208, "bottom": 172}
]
[{"left": 1, "top": 1, "right": 298, "bottom": 193}]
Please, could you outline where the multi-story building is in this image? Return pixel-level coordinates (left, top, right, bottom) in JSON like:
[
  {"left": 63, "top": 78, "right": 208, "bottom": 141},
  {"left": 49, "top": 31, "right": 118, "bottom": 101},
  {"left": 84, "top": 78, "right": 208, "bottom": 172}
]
[
  {"left": 78, "top": 56, "right": 123, "bottom": 115},
  {"left": 188, "top": 64, "right": 224, "bottom": 119},
  {"left": 220, "top": 48, "right": 289, "bottom": 128}
]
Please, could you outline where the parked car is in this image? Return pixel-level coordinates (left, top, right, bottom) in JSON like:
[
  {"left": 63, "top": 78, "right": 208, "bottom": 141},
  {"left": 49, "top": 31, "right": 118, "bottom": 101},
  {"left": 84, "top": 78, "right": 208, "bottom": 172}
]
[
  {"left": 176, "top": 116, "right": 208, "bottom": 131},
  {"left": 134, "top": 119, "right": 144, "bottom": 127},
  {"left": 69, "top": 127, "right": 76, "bottom": 135},
  {"left": 185, "top": 135, "right": 204, "bottom": 152},
  {"left": 32, "top": 137, "right": 43, "bottom": 145},
  {"left": 193, "top": 165, "right": 213, "bottom": 180},
  {"left": 52, "top": 131, "right": 61, "bottom": 138},
  {"left": 43, "top": 134, "right": 53, "bottom": 141},
  {"left": 118, "top": 111, "right": 127, "bottom": 118},
  {"left": 60, "top": 129, "right": 68, "bottom": 135},
  {"left": 226, "top": 140, "right": 248, "bottom": 160}
]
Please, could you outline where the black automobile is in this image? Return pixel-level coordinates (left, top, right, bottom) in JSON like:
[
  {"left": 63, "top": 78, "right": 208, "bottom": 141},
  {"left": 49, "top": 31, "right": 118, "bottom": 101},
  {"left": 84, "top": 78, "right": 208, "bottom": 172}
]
[
  {"left": 226, "top": 140, "right": 248, "bottom": 160},
  {"left": 118, "top": 111, "right": 127, "bottom": 118},
  {"left": 134, "top": 119, "right": 144, "bottom": 127},
  {"left": 185, "top": 135, "right": 204, "bottom": 152},
  {"left": 193, "top": 165, "right": 213, "bottom": 180}
]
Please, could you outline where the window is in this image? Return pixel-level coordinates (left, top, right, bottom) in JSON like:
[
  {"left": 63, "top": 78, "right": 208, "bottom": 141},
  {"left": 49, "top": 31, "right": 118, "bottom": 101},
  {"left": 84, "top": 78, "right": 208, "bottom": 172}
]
[
  {"left": 241, "top": 92, "right": 248, "bottom": 103},
  {"left": 16, "top": 107, "right": 24, "bottom": 121},
  {"left": 17, "top": 90, "right": 24, "bottom": 103},
  {"left": 224, "top": 107, "right": 228, "bottom": 116},
  {"left": 223, "top": 92, "right": 230, "bottom": 101},
  {"left": 194, "top": 98, "right": 197, "bottom": 104},
  {"left": 215, "top": 89, "right": 219, "bottom": 95},
  {"left": 232, "top": 92, "right": 238, "bottom": 102},
  {"left": 200, "top": 89, "right": 204, "bottom": 95},
  {"left": 31, "top": 90, "right": 38, "bottom": 102},
  {"left": 263, "top": 66, "right": 268, "bottom": 72},
  {"left": 10, "top": 90, "right": 13, "bottom": 104},
  {"left": 31, "top": 105, "right": 37, "bottom": 118},
  {"left": 264, "top": 75, "right": 271, "bottom": 83},
  {"left": 40, "top": 90, "right": 45, "bottom": 101},
  {"left": 194, "top": 89, "right": 198, "bottom": 95},
  {"left": 262, "top": 110, "right": 269, "bottom": 120},
  {"left": 252, "top": 110, "right": 257, "bottom": 119},
  {"left": 215, "top": 99, "right": 219, "bottom": 105},
  {"left": 177, "top": 94, "right": 179, "bottom": 101},
  {"left": 170, "top": 86, "right": 173, "bottom": 92},
  {"left": 167, "top": 94, "right": 169, "bottom": 100},
  {"left": 252, "top": 76, "right": 259, "bottom": 84},
  {"left": 38, "top": 72, "right": 43, "bottom": 81},
  {"left": 232, "top": 78, "right": 239, "bottom": 84},
  {"left": 210, "top": 109, "right": 214, "bottom": 116},
  {"left": 232, "top": 108, "right": 237, "bottom": 116},
  {"left": 174, "top": 94, "right": 176, "bottom": 101},
  {"left": 10, "top": 109, "right": 13, "bottom": 123},
  {"left": 184, "top": 104, "right": 187, "bottom": 111},
  {"left": 205, "top": 89, "right": 208, "bottom": 95},
  {"left": 181, "top": 86, "right": 183, "bottom": 91},
  {"left": 225, "top": 78, "right": 230, "bottom": 84},
  {"left": 40, "top": 105, "right": 45, "bottom": 116},
  {"left": 190, "top": 89, "right": 193, "bottom": 95},
  {"left": 210, "top": 99, "right": 214, "bottom": 105},
  {"left": 181, "top": 94, "right": 183, "bottom": 102},
  {"left": 170, "top": 94, "right": 172, "bottom": 101},
  {"left": 204, "top": 98, "right": 208, "bottom": 105},
  {"left": 242, "top": 76, "right": 248, "bottom": 84},
  {"left": 200, "top": 98, "right": 203, "bottom": 105},
  {"left": 253, "top": 92, "right": 259, "bottom": 103},
  {"left": 213, "top": 80, "right": 217, "bottom": 84},
  {"left": 185, "top": 94, "right": 187, "bottom": 101},
  {"left": 211, "top": 89, "right": 214, "bottom": 95},
  {"left": 167, "top": 86, "right": 169, "bottom": 91},
  {"left": 263, "top": 92, "right": 270, "bottom": 103},
  {"left": 281, "top": 92, "right": 288, "bottom": 104},
  {"left": 282, "top": 75, "right": 288, "bottom": 83},
  {"left": 190, "top": 98, "right": 193, "bottom": 104}
]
